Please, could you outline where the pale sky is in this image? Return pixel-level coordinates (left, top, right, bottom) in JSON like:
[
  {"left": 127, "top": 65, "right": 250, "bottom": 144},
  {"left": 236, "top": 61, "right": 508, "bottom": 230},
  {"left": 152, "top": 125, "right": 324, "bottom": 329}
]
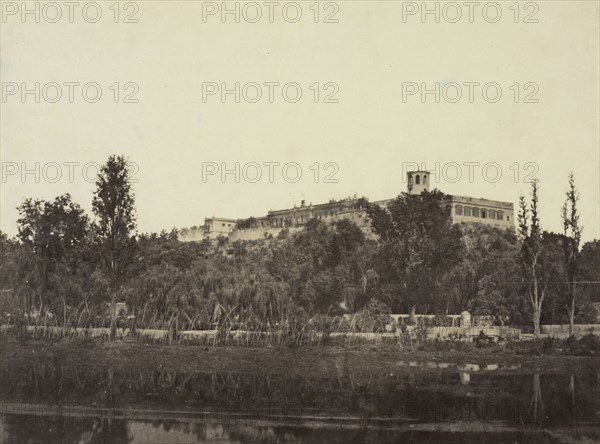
[{"left": 1, "top": 1, "right": 599, "bottom": 241}]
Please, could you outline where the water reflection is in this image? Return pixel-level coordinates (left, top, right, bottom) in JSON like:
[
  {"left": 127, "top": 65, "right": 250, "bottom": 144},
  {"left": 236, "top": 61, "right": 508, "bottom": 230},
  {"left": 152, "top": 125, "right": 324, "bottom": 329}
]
[
  {"left": 396, "top": 360, "right": 521, "bottom": 372},
  {"left": 459, "top": 371, "right": 470, "bottom": 385},
  {"left": 3, "top": 411, "right": 600, "bottom": 444},
  {"left": 0, "top": 360, "right": 598, "bottom": 443},
  {"left": 530, "top": 374, "right": 544, "bottom": 426}
]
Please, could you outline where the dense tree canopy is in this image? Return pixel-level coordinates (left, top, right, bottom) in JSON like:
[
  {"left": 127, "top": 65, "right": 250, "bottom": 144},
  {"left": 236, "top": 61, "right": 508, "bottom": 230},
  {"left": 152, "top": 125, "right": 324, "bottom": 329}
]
[
  {"left": 368, "top": 190, "right": 463, "bottom": 316},
  {"left": 1, "top": 161, "right": 598, "bottom": 334}
]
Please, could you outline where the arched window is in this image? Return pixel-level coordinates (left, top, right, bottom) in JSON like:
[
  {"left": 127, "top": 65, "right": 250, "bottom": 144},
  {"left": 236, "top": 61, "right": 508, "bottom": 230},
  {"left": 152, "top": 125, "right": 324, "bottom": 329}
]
[
  {"left": 481, "top": 210, "right": 487, "bottom": 219},
  {"left": 497, "top": 211, "right": 504, "bottom": 220},
  {"left": 455, "top": 205, "right": 463, "bottom": 216},
  {"left": 464, "top": 207, "right": 472, "bottom": 217},
  {"left": 415, "top": 174, "right": 421, "bottom": 185},
  {"left": 423, "top": 174, "right": 428, "bottom": 185},
  {"left": 489, "top": 210, "right": 496, "bottom": 219},
  {"left": 472, "top": 207, "right": 480, "bottom": 218}
]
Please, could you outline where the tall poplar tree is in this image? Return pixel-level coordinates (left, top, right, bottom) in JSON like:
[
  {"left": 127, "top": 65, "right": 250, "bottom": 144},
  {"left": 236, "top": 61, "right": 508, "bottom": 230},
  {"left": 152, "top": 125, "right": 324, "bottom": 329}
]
[
  {"left": 561, "top": 172, "right": 582, "bottom": 334},
  {"left": 518, "top": 180, "right": 545, "bottom": 335},
  {"left": 92, "top": 155, "right": 137, "bottom": 340}
]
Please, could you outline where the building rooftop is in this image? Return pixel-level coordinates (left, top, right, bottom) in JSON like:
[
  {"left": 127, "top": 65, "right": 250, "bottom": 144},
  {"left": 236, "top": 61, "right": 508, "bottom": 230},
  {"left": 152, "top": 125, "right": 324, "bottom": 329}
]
[
  {"left": 446, "top": 195, "right": 514, "bottom": 209},
  {"left": 206, "top": 217, "right": 237, "bottom": 222}
]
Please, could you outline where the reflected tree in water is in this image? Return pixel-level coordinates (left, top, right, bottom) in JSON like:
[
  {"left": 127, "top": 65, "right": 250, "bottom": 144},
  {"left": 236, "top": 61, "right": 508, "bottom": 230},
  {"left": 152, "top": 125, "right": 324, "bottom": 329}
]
[{"left": 529, "top": 374, "right": 545, "bottom": 427}]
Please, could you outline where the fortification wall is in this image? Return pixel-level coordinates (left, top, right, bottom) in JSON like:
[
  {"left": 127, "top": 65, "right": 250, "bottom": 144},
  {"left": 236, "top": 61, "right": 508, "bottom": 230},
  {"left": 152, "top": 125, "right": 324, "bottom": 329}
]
[
  {"left": 228, "top": 226, "right": 302, "bottom": 241},
  {"left": 178, "top": 227, "right": 206, "bottom": 242}
]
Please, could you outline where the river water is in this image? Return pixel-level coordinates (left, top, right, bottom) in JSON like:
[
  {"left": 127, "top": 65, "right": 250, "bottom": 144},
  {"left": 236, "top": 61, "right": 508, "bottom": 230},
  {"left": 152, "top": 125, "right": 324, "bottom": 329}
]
[{"left": 0, "top": 358, "right": 598, "bottom": 443}]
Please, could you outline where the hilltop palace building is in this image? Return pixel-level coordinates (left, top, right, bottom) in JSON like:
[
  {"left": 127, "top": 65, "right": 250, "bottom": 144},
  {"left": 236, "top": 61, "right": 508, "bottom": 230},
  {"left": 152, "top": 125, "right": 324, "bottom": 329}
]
[{"left": 179, "top": 171, "right": 514, "bottom": 242}]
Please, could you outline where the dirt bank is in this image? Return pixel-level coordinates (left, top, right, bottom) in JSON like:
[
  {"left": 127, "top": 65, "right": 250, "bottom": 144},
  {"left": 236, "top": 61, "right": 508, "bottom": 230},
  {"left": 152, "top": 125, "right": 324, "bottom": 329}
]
[{"left": 1, "top": 339, "right": 598, "bottom": 376}]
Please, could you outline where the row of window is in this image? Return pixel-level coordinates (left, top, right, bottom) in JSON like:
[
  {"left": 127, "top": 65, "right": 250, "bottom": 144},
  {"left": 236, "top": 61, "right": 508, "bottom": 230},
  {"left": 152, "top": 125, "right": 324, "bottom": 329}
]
[
  {"left": 409, "top": 173, "right": 428, "bottom": 186},
  {"left": 455, "top": 205, "right": 509, "bottom": 221}
]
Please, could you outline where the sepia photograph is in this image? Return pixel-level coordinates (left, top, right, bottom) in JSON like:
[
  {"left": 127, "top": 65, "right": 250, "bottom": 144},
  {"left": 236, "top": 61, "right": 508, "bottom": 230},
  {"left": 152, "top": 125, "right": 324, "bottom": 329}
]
[{"left": 1, "top": 1, "right": 599, "bottom": 442}]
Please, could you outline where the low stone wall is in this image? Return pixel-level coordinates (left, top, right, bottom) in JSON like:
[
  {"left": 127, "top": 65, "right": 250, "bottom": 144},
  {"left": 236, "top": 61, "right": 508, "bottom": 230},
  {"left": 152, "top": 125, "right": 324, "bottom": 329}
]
[
  {"left": 330, "top": 326, "right": 520, "bottom": 341},
  {"left": 541, "top": 324, "right": 600, "bottom": 338},
  {"left": 180, "top": 329, "right": 218, "bottom": 339},
  {"left": 14, "top": 324, "right": 597, "bottom": 342},
  {"left": 424, "top": 326, "right": 521, "bottom": 340},
  {"left": 329, "top": 332, "right": 398, "bottom": 341}
]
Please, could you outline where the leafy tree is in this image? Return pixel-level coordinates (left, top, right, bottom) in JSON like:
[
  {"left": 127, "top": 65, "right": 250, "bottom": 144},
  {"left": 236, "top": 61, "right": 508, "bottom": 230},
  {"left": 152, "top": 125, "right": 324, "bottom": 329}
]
[
  {"left": 0, "top": 232, "right": 22, "bottom": 295},
  {"left": 16, "top": 195, "right": 88, "bottom": 327},
  {"left": 0, "top": 232, "right": 29, "bottom": 325},
  {"left": 537, "top": 232, "right": 569, "bottom": 325},
  {"left": 137, "top": 263, "right": 185, "bottom": 341},
  {"left": 368, "top": 190, "right": 463, "bottom": 319},
  {"left": 330, "top": 219, "right": 365, "bottom": 262},
  {"left": 575, "top": 240, "right": 600, "bottom": 322},
  {"left": 92, "top": 155, "right": 137, "bottom": 340},
  {"left": 452, "top": 224, "right": 522, "bottom": 322},
  {"left": 236, "top": 217, "right": 258, "bottom": 230}
]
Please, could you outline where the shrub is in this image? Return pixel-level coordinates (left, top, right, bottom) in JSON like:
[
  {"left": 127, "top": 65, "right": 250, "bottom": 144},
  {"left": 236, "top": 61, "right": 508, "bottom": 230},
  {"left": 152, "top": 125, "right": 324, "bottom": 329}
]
[
  {"left": 542, "top": 336, "right": 556, "bottom": 353},
  {"left": 331, "top": 315, "right": 353, "bottom": 333},
  {"left": 567, "top": 334, "right": 600, "bottom": 356},
  {"left": 307, "top": 314, "right": 333, "bottom": 333},
  {"left": 432, "top": 314, "right": 453, "bottom": 327},
  {"left": 355, "top": 300, "right": 392, "bottom": 333},
  {"left": 418, "top": 340, "right": 475, "bottom": 352}
]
